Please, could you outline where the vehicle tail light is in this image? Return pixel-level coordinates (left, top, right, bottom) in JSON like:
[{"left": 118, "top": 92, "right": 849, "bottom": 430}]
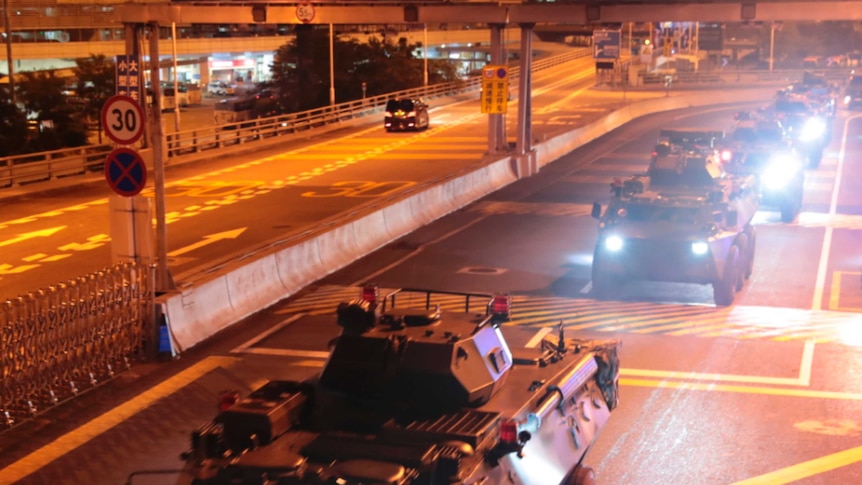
[
  {"left": 500, "top": 419, "right": 518, "bottom": 444},
  {"left": 219, "top": 391, "right": 240, "bottom": 412},
  {"left": 360, "top": 284, "right": 379, "bottom": 305},
  {"left": 489, "top": 293, "right": 511, "bottom": 321}
]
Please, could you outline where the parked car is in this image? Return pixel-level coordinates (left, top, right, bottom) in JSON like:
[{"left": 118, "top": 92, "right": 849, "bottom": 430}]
[{"left": 207, "top": 81, "right": 235, "bottom": 96}]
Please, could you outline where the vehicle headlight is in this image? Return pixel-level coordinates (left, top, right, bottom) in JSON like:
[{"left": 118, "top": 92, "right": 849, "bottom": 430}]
[
  {"left": 762, "top": 155, "right": 801, "bottom": 189},
  {"left": 799, "top": 117, "right": 826, "bottom": 142},
  {"left": 604, "top": 235, "right": 624, "bottom": 252},
  {"left": 691, "top": 241, "right": 709, "bottom": 256},
  {"left": 846, "top": 95, "right": 853, "bottom": 105}
]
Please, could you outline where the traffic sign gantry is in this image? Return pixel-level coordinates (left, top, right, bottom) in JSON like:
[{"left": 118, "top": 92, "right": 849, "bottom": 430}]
[
  {"left": 105, "top": 147, "right": 147, "bottom": 197},
  {"left": 101, "top": 95, "right": 145, "bottom": 145}
]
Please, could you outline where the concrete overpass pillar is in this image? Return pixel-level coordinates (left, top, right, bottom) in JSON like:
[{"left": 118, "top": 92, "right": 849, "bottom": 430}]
[
  {"left": 515, "top": 22, "right": 537, "bottom": 178},
  {"left": 488, "top": 23, "right": 507, "bottom": 155}
]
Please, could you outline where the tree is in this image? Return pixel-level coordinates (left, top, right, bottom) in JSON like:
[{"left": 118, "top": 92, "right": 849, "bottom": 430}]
[
  {"left": 17, "top": 71, "right": 88, "bottom": 152},
  {"left": 268, "top": 27, "right": 459, "bottom": 114},
  {"left": 74, "top": 54, "right": 116, "bottom": 144},
  {"left": 0, "top": 86, "right": 29, "bottom": 158}
]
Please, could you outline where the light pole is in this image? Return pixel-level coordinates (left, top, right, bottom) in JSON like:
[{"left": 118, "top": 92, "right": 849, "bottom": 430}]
[
  {"left": 3, "top": 0, "right": 15, "bottom": 105},
  {"left": 329, "top": 23, "right": 335, "bottom": 106},
  {"left": 423, "top": 24, "right": 428, "bottom": 87},
  {"left": 769, "top": 23, "right": 776, "bottom": 71}
]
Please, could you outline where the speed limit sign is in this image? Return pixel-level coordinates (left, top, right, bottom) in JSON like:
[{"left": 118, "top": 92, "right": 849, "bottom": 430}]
[{"left": 101, "top": 95, "right": 145, "bottom": 145}]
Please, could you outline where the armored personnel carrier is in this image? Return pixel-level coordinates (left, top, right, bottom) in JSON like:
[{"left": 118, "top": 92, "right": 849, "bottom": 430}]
[
  {"left": 178, "top": 287, "right": 621, "bottom": 485},
  {"left": 770, "top": 95, "right": 831, "bottom": 168},
  {"left": 723, "top": 115, "right": 805, "bottom": 223},
  {"left": 591, "top": 129, "right": 759, "bottom": 306}
]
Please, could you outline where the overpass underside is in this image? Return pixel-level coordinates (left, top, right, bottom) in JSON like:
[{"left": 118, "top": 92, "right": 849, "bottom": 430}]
[{"left": 117, "top": 2, "right": 862, "bottom": 25}]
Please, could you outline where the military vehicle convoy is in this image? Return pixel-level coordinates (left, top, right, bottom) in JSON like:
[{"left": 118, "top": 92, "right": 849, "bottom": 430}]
[
  {"left": 177, "top": 287, "right": 621, "bottom": 485},
  {"left": 722, "top": 114, "right": 805, "bottom": 223},
  {"left": 591, "top": 129, "right": 760, "bottom": 306}
]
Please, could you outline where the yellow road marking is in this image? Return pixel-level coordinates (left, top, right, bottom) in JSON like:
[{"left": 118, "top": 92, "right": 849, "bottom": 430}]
[
  {"left": 0, "top": 356, "right": 238, "bottom": 484},
  {"left": 620, "top": 378, "right": 862, "bottom": 400},
  {"left": 831, "top": 271, "right": 862, "bottom": 312},
  {"left": 731, "top": 445, "right": 862, "bottom": 485}
]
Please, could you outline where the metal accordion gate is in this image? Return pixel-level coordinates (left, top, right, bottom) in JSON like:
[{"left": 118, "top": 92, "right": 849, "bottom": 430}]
[{"left": 0, "top": 262, "right": 154, "bottom": 431}]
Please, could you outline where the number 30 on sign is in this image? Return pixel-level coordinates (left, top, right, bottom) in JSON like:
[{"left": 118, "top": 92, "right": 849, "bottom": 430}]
[{"left": 101, "top": 95, "right": 145, "bottom": 145}]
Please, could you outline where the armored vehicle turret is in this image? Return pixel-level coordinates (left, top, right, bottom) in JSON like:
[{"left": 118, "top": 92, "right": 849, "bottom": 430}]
[
  {"left": 178, "top": 287, "right": 621, "bottom": 485},
  {"left": 591, "top": 130, "right": 759, "bottom": 306}
]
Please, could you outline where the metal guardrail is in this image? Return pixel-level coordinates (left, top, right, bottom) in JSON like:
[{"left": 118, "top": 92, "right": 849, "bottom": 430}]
[
  {"left": 0, "top": 48, "right": 593, "bottom": 190},
  {"left": 641, "top": 68, "right": 853, "bottom": 85}
]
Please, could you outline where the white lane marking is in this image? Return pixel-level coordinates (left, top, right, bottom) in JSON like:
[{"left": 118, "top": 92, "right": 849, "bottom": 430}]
[
  {"left": 238, "top": 348, "right": 331, "bottom": 359},
  {"left": 525, "top": 327, "right": 553, "bottom": 348},
  {"left": 812, "top": 114, "right": 860, "bottom": 311},
  {"left": 231, "top": 314, "right": 304, "bottom": 353}
]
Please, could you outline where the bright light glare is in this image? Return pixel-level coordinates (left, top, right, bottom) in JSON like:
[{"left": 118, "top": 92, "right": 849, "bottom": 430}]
[
  {"left": 605, "top": 235, "right": 624, "bottom": 252},
  {"left": 691, "top": 241, "right": 709, "bottom": 255},
  {"left": 763, "top": 155, "right": 801, "bottom": 190},
  {"left": 800, "top": 117, "right": 826, "bottom": 142},
  {"left": 721, "top": 150, "right": 732, "bottom": 162}
]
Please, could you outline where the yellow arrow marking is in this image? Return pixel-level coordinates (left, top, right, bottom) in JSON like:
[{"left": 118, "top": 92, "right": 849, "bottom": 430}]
[
  {"left": 168, "top": 228, "right": 246, "bottom": 257},
  {"left": 0, "top": 263, "right": 40, "bottom": 275},
  {"left": 58, "top": 234, "right": 111, "bottom": 252},
  {"left": 0, "top": 226, "right": 66, "bottom": 249}
]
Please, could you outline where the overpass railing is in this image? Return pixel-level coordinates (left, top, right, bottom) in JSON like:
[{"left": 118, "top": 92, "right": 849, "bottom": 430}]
[{"left": 0, "top": 47, "right": 594, "bottom": 190}]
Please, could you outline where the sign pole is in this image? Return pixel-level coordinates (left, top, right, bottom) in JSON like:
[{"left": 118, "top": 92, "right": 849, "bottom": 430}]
[{"left": 148, "top": 21, "right": 174, "bottom": 293}]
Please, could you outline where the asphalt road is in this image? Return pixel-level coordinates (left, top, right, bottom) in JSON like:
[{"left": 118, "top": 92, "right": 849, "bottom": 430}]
[
  {"left": 2, "top": 100, "right": 861, "bottom": 484},
  {"left": 0, "top": 54, "right": 659, "bottom": 300}
]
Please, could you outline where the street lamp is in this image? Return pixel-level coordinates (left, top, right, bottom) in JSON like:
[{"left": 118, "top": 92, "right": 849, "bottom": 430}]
[{"left": 3, "top": 0, "right": 15, "bottom": 105}]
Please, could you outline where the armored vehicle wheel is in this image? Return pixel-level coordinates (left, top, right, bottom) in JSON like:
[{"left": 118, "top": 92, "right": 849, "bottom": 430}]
[
  {"left": 733, "top": 238, "right": 746, "bottom": 292},
  {"left": 592, "top": 252, "right": 619, "bottom": 300},
  {"left": 713, "top": 245, "right": 740, "bottom": 307},
  {"left": 807, "top": 148, "right": 823, "bottom": 169},
  {"left": 562, "top": 464, "right": 597, "bottom": 485},
  {"left": 780, "top": 195, "right": 801, "bottom": 223},
  {"left": 744, "top": 229, "right": 756, "bottom": 280},
  {"left": 592, "top": 272, "right": 618, "bottom": 300}
]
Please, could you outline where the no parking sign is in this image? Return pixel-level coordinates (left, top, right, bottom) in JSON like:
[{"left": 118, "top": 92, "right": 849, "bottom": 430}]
[{"left": 105, "top": 148, "right": 147, "bottom": 197}]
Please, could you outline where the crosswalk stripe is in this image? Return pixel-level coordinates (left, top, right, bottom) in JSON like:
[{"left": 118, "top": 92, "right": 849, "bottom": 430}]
[{"left": 275, "top": 286, "right": 862, "bottom": 345}]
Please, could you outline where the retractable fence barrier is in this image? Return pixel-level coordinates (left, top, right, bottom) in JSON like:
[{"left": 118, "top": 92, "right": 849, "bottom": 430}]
[{"left": 0, "top": 262, "right": 154, "bottom": 431}]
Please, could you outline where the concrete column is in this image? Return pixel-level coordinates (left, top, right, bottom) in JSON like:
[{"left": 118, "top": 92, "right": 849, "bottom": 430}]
[
  {"left": 515, "top": 23, "right": 537, "bottom": 178},
  {"left": 488, "top": 24, "right": 504, "bottom": 155}
]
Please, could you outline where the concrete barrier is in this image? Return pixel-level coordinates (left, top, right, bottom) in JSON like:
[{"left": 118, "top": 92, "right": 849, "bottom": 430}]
[{"left": 159, "top": 86, "right": 778, "bottom": 353}]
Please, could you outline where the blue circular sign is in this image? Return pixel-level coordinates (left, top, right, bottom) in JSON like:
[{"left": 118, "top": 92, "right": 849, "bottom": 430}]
[
  {"left": 104, "top": 147, "right": 147, "bottom": 197},
  {"left": 496, "top": 68, "right": 508, "bottom": 79}
]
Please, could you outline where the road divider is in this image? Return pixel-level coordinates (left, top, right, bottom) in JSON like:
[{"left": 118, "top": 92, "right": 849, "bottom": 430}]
[{"left": 159, "top": 86, "right": 778, "bottom": 353}]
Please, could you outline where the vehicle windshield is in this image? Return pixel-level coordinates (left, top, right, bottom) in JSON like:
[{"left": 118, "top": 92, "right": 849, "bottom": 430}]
[
  {"left": 386, "top": 99, "right": 415, "bottom": 112},
  {"left": 732, "top": 125, "right": 783, "bottom": 144},
  {"left": 774, "top": 100, "right": 811, "bottom": 114},
  {"left": 617, "top": 204, "right": 701, "bottom": 224}
]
